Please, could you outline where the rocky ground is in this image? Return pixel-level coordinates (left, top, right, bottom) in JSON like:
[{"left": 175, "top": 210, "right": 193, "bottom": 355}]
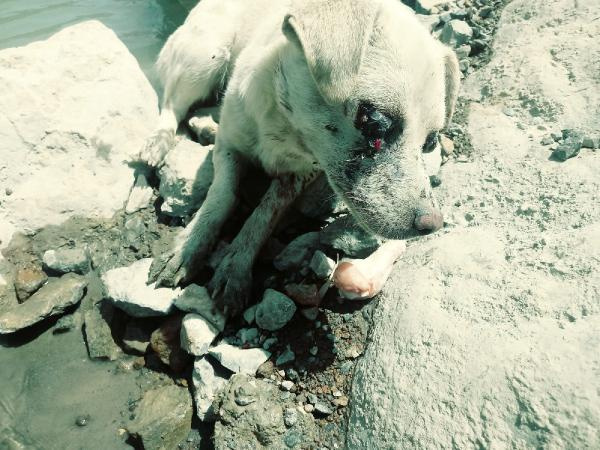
[{"left": 1, "top": 1, "right": 599, "bottom": 449}]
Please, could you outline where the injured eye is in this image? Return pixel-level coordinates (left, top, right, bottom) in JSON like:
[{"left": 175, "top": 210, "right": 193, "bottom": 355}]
[
  {"left": 422, "top": 131, "right": 439, "bottom": 153},
  {"left": 355, "top": 102, "right": 394, "bottom": 153}
]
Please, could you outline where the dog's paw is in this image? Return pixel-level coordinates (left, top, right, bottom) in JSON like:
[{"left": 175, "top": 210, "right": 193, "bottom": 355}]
[
  {"left": 189, "top": 116, "right": 218, "bottom": 145},
  {"left": 147, "top": 247, "right": 191, "bottom": 288},
  {"left": 208, "top": 253, "right": 251, "bottom": 317},
  {"left": 137, "top": 130, "right": 175, "bottom": 167}
]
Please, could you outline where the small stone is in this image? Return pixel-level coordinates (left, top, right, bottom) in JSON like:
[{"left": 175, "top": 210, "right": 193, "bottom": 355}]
[
  {"left": 479, "top": 6, "right": 493, "bottom": 18},
  {"left": 209, "top": 342, "right": 271, "bottom": 375},
  {"left": 262, "top": 336, "right": 278, "bottom": 351},
  {"left": 309, "top": 251, "right": 336, "bottom": 279},
  {"left": 300, "top": 307, "right": 319, "bottom": 321},
  {"left": 255, "top": 289, "right": 297, "bottom": 331},
  {"left": 582, "top": 136, "right": 599, "bottom": 149},
  {"left": 53, "top": 314, "right": 76, "bottom": 334},
  {"left": 238, "top": 327, "right": 259, "bottom": 345},
  {"left": 84, "top": 300, "right": 122, "bottom": 360},
  {"left": 455, "top": 44, "right": 471, "bottom": 59},
  {"left": 552, "top": 131, "right": 583, "bottom": 162},
  {"left": 459, "top": 59, "right": 470, "bottom": 72},
  {"left": 440, "top": 20, "right": 473, "bottom": 47},
  {"left": 174, "top": 284, "right": 225, "bottom": 332},
  {"left": 502, "top": 107, "right": 516, "bottom": 117},
  {"left": 429, "top": 175, "right": 442, "bottom": 188},
  {"left": 275, "top": 347, "right": 296, "bottom": 366},
  {"left": 14, "top": 266, "right": 47, "bottom": 302},
  {"left": 415, "top": 0, "right": 452, "bottom": 14},
  {"left": 43, "top": 247, "right": 90, "bottom": 274},
  {"left": 540, "top": 135, "right": 554, "bottom": 146},
  {"left": 150, "top": 315, "right": 191, "bottom": 373},
  {"left": 180, "top": 314, "right": 219, "bottom": 356},
  {"left": 332, "top": 390, "right": 342, "bottom": 398},
  {"left": 281, "top": 380, "right": 294, "bottom": 391},
  {"left": 333, "top": 396, "right": 349, "bottom": 407},
  {"left": 243, "top": 304, "right": 258, "bottom": 325},
  {"left": 284, "top": 283, "right": 321, "bottom": 307},
  {"left": 5, "top": 187, "right": 13, "bottom": 196},
  {"left": 284, "top": 407, "right": 299, "bottom": 427},
  {"left": 284, "top": 430, "right": 303, "bottom": 448},
  {"left": 103, "top": 259, "right": 180, "bottom": 317},
  {"left": 125, "top": 173, "right": 154, "bottom": 214},
  {"left": 304, "top": 404, "right": 315, "bottom": 413},
  {"left": 75, "top": 415, "right": 90, "bottom": 427},
  {"left": 309, "top": 346, "right": 318, "bottom": 356},
  {"left": 314, "top": 401, "right": 334, "bottom": 415},
  {"left": 273, "top": 232, "right": 320, "bottom": 271},
  {"left": 192, "top": 356, "right": 230, "bottom": 421}
]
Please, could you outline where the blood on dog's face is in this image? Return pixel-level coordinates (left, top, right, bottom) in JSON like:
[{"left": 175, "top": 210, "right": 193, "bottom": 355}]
[{"left": 280, "top": 0, "right": 459, "bottom": 239}]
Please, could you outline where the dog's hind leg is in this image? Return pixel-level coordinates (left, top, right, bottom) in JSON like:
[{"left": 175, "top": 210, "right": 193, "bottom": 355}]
[{"left": 148, "top": 143, "right": 245, "bottom": 287}]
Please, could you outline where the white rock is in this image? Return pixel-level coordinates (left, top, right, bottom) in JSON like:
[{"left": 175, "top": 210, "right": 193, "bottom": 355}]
[
  {"left": 125, "top": 173, "right": 154, "bottom": 214},
  {"left": 192, "top": 357, "right": 230, "bottom": 422},
  {"left": 208, "top": 342, "right": 270, "bottom": 375},
  {"left": 180, "top": 314, "right": 219, "bottom": 356},
  {"left": 415, "top": 0, "right": 452, "bottom": 14},
  {"left": 255, "top": 289, "right": 297, "bottom": 331},
  {"left": 281, "top": 380, "right": 294, "bottom": 391},
  {"left": 42, "top": 247, "right": 89, "bottom": 274},
  {"left": 102, "top": 259, "right": 180, "bottom": 317},
  {"left": 309, "top": 251, "right": 336, "bottom": 279},
  {"left": 0, "top": 21, "right": 157, "bottom": 248},
  {"left": 158, "top": 139, "right": 213, "bottom": 218},
  {"left": 243, "top": 304, "right": 258, "bottom": 325},
  {"left": 173, "top": 284, "right": 225, "bottom": 331},
  {"left": 440, "top": 20, "right": 473, "bottom": 47}
]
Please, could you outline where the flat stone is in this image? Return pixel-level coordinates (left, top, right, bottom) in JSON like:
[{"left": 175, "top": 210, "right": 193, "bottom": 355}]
[
  {"left": 180, "top": 313, "right": 219, "bottom": 356},
  {"left": 14, "top": 266, "right": 47, "bottom": 302},
  {"left": 273, "top": 232, "right": 320, "bottom": 271},
  {"left": 173, "top": 284, "right": 225, "bottom": 331},
  {"left": 102, "top": 258, "right": 180, "bottom": 317},
  {"left": 209, "top": 342, "right": 271, "bottom": 375},
  {"left": 440, "top": 20, "right": 473, "bottom": 47},
  {"left": 84, "top": 300, "right": 122, "bottom": 361},
  {"left": 255, "top": 289, "right": 297, "bottom": 331},
  {"left": 309, "top": 251, "right": 336, "bottom": 279},
  {"left": 0, "top": 273, "right": 86, "bottom": 334},
  {"left": 192, "top": 356, "right": 230, "bottom": 422},
  {"left": 128, "top": 384, "right": 192, "bottom": 450},
  {"left": 43, "top": 247, "right": 90, "bottom": 274},
  {"left": 125, "top": 173, "right": 154, "bottom": 214}
]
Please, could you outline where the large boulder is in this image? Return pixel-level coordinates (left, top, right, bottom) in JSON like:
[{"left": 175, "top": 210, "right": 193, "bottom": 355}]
[
  {"left": 347, "top": 1, "right": 600, "bottom": 448},
  {"left": 0, "top": 20, "right": 158, "bottom": 247}
]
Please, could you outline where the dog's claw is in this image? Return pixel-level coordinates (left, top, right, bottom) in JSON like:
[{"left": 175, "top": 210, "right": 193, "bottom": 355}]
[
  {"left": 147, "top": 250, "right": 188, "bottom": 288},
  {"left": 208, "top": 254, "right": 251, "bottom": 317},
  {"left": 137, "top": 130, "right": 174, "bottom": 168}
]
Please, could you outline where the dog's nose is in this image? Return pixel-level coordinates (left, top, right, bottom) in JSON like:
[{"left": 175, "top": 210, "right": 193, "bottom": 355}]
[{"left": 414, "top": 208, "right": 444, "bottom": 234}]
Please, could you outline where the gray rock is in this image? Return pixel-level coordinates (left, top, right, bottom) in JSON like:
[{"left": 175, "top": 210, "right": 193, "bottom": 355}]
[
  {"left": 0, "top": 273, "right": 86, "bottom": 334},
  {"left": 209, "top": 342, "right": 271, "bottom": 375},
  {"left": 255, "top": 289, "right": 297, "bottom": 331},
  {"left": 552, "top": 130, "right": 583, "bottom": 162},
  {"left": 14, "top": 266, "right": 48, "bottom": 302},
  {"left": 414, "top": 0, "right": 451, "bottom": 14},
  {"left": 440, "top": 20, "right": 473, "bottom": 47},
  {"left": 192, "top": 356, "right": 230, "bottom": 422},
  {"left": 102, "top": 258, "right": 180, "bottom": 317},
  {"left": 309, "top": 251, "right": 336, "bottom": 279},
  {"left": 43, "top": 247, "right": 90, "bottom": 274},
  {"left": 125, "top": 173, "right": 154, "bottom": 214},
  {"left": 213, "top": 374, "right": 317, "bottom": 450},
  {"left": 84, "top": 300, "right": 122, "bottom": 361},
  {"left": 173, "top": 284, "right": 225, "bottom": 331},
  {"left": 180, "top": 313, "right": 219, "bottom": 356},
  {"left": 275, "top": 347, "right": 296, "bottom": 366},
  {"left": 237, "top": 327, "right": 259, "bottom": 345},
  {"left": 262, "top": 337, "right": 278, "bottom": 351},
  {"left": 319, "top": 215, "right": 381, "bottom": 258},
  {"left": 128, "top": 384, "right": 193, "bottom": 450},
  {"left": 53, "top": 314, "right": 77, "bottom": 334},
  {"left": 313, "top": 401, "right": 334, "bottom": 416},
  {"left": 242, "top": 304, "right": 257, "bottom": 325},
  {"left": 158, "top": 139, "right": 213, "bottom": 218},
  {"left": 273, "top": 232, "right": 320, "bottom": 271},
  {"left": 582, "top": 136, "right": 599, "bottom": 149}
]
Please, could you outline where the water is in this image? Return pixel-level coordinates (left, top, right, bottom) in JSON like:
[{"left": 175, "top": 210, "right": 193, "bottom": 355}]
[{"left": 0, "top": 0, "right": 190, "bottom": 84}]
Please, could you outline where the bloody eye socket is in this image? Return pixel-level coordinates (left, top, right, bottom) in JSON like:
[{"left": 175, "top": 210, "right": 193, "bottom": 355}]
[
  {"left": 355, "top": 102, "right": 393, "bottom": 153},
  {"left": 423, "top": 131, "right": 439, "bottom": 153}
]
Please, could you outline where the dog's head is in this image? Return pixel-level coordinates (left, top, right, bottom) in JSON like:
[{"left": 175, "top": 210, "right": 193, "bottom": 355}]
[{"left": 278, "top": 0, "right": 460, "bottom": 239}]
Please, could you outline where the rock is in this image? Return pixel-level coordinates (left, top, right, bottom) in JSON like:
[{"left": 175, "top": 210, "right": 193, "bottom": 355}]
[
  {"left": 273, "top": 232, "right": 320, "bottom": 271},
  {"left": 540, "top": 135, "right": 555, "bottom": 146},
  {"left": 150, "top": 315, "right": 191, "bottom": 373},
  {"left": 262, "top": 337, "right": 278, "bottom": 351},
  {"left": 125, "top": 173, "right": 154, "bottom": 214},
  {"left": 84, "top": 300, "right": 122, "bottom": 361},
  {"left": 237, "top": 327, "right": 259, "bottom": 345},
  {"left": 173, "top": 284, "right": 225, "bottom": 331},
  {"left": 42, "top": 247, "right": 90, "bottom": 275},
  {"left": 243, "top": 304, "right": 257, "bottom": 325},
  {"left": 0, "top": 273, "right": 86, "bottom": 334},
  {"left": 309, "top": 251, "right": 336, "bottom": 279},
  {"left": 319, "top": 215, "right": 381, "bottom": 258},
  {"left": 0, "top": 21, "right": 157, "bottom": 248},
  {"left": 284, "top": 283, "right": 321, "bottom": 307},
  {"left": 552, "top": 130, "right": 583, "bottom": 161},
  {"left": 333, "top": 396, "right": 349, "bottom": 407},
  {"left": 158, "top": 139, "right": 213, "bottom": 218},
  {"left": 280, "top": 380, "right": 294, "bottom": 391},
  {"left": 255, "top": 289, "right": 297, "bottom": 331},
  {"left": 14, "top": 266, "right": 47, "bottom": 302},
  {"left": 208, "top": 342, "right": 271, "bottom": 375},
  {"left": 180, "top": 314, "right": 219, "bottom": 356},
  {"left": 192, "top": 356, "right": 230, "bottom": 422},
  {"left": 53, "top": 314, "right": 76, "bottom": 334},
  {"left": 313, "top": 401, "right": 334, "bottom": 416},
  {"left": 582, "top": 136, "right": 599, "bottom": 149},
  {"left": 213, "top": 374, "right": 317, "bottom": 450},
  {"left": 102, "top": 259, "right": 180, "bottom": 317},
  {"left": 440, "top": 20, "right": 473, "bottom": 47},
  {"left": 128, "top": 384, "right": 193, "bottom": 450},
  {"left": 300, "top": 307, "right": 320, "bottom": 321},
  {"left": 429, "top": 175, "right": 442, "bottom": 188},
  {"left": 122, "top": 319, "right": 153, "bottom": 354},
  {"left": 275, "top": 347, "right": 295, "bottom": 366},
  {"left": 415, "top": 0, "right": 451, "bottom": 15}
]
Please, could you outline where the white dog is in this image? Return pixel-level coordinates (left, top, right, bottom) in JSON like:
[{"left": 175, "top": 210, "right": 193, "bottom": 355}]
[{"left": 141, "top": 0, "right": 460, "bottom": 315}]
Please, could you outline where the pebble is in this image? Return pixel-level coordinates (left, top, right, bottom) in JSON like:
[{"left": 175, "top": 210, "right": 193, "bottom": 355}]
[
  {"left": 300, "top": 307, "right": 319, "bottom": 321},
  {"left": 582, "top": 136, "right": 599, "bottom": 149},
  {"left": 552, "top": 130, "right": 583, "bottom": 162},
  {"left": 309, "top": 250, "right": 336, "bottom": 279},
  {"left": 281, "top": 380, "right": 295, "bottom": 391},
  {"left": 440, "top": 20, "right": 473, "bottom": 47},
  {"left": 307, "top": 393, "right": 319, "bottom": 405},
  {"left": 283, "top": 407, "right": 299, "bottom": 427},
  {"left": 43, "top": 247, "right": 90, "bottom": 274},
  {"left": 238, "top": 327, "right": 259, "bottom": 345},
  {"left": 502, "top": 107, "right": 516, "bottom": 117},
  {"left": 415, "top": 0, "right": 452, "bottom": 15},
  {"left": 75, "top": 415, "right": 90, "bottom": 427},
  {"left": 262, "top": 336, "right": 278, "bottom": 351},
  {"left": 209, "top": 342, "right": 271, "bottom": 375},
  {"left": 314, "top": 401, "right": 334, "bottom": 415},
  {"left": 284, "top": 431, "right": 303, "bottom": 448},
  {"left": 540, "top": 135, "right": 554, "bottom": 145},
  {"left": 333, "top": 396, "right": 349, "bottom": 408},
  {"left": 180, "top": 314, "right": 219, "bottom": 357},
  {"left": 309, "top": 346, "right": 319, "bottom": 356},
  {"left": 255, "top": 289, "right": 297, "bottom": 331},
  {"left": 243, "top": 304, "right": 257, "bottom": 325},
  {"left": 174, "top": 284, "right": 225, "bottom": 331},
  {"left": 53, "top": 314, "right": 76, "bottom": 334},
  {"left": 304, "top": 404, "right": 315, "bottom": 413},
  {"left": 14, "top": 266, "right": 47, "bottom": 302},
  {"left": 275, "top": 347, "right": 296, "bottom": 366}
]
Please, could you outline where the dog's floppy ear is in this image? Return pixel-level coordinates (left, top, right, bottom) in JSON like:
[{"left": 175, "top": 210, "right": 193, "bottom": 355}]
[
  {"left": 282, "top": 0, "right": 377, "bottom": 103},
  {"left": 442, "top": 46, "right": 460, "bottom": 126}
]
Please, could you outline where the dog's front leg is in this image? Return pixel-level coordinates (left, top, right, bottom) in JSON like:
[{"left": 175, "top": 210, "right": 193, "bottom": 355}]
[
  {"left": 148, "top": 146, "right": 245, "bottom": 287},
  {"left": 208, "top": 173, "right": 314, "bottom": 316}
]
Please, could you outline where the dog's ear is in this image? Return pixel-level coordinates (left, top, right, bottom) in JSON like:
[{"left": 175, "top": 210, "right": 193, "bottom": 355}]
[
  {"left": 441, "top": 46, "right": 460, "bottom": 126},
  {"left": 282, "top": 0, "right": 377, "bottom": 103}
]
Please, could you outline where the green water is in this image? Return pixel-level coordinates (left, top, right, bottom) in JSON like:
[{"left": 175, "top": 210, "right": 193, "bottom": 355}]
[{"left": 0, "top": 0, "right": 191, "bottom": 84}]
